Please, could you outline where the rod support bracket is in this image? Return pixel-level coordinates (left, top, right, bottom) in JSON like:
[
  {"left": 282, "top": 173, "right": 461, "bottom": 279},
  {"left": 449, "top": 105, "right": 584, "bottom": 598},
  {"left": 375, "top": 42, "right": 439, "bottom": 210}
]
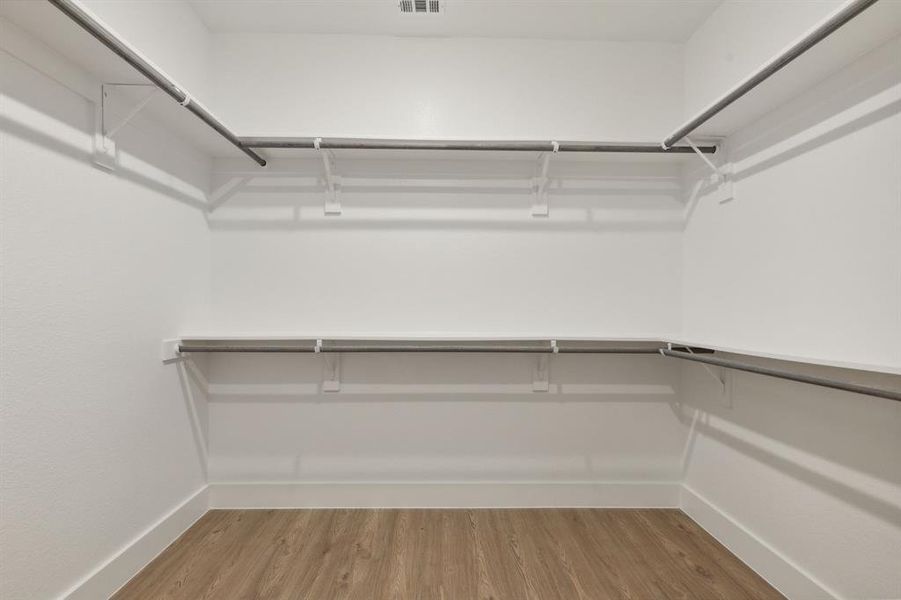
[
  {"left": 160, "top": 338, "right": 183, "bottom": 363},
  {"left": 93, "top": 83, "right": 158, "bottom": 171},
  {"left": 686, "top": 137, "right": 733, "bottom": 202}
]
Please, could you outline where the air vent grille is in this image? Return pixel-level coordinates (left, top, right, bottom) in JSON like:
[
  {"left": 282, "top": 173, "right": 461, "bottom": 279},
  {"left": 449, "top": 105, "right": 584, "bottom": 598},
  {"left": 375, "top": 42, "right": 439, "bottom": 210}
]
[{"left": 399, "top": 0, "right": 440, "bottom": 13}]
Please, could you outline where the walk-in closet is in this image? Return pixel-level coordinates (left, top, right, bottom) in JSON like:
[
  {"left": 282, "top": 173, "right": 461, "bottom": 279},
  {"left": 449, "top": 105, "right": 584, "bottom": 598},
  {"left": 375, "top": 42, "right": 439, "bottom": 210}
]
[{"left": 2, "top": 1, "right": 900, "bottom": 598}]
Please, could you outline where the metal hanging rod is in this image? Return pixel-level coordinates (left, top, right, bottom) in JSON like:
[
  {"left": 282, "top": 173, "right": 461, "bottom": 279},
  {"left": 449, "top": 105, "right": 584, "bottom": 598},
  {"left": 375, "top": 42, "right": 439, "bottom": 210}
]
[
  {"left": 174, "top": 338, "right": 899, "bottom": 402},
  {"left": 47, "top": 0, "right": 268, "bottom": 167},
  {"left": 240, "top": 137, "right": 717, "bottom": 154},
  {"left": 176, "top": 339, "right": 701, "bottom": 354},
  {"left": 661, "top": 348, "right": 901, "bottom": 403},
  {"left": 662, "top": 0, "right": 880, "bottom": 148}
]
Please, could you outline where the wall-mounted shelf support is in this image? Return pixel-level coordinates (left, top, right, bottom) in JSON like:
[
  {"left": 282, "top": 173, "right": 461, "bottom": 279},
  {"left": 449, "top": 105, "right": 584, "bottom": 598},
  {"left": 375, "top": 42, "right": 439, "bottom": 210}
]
[
  {"left": 160, "top": 338, "right": 182, "bottom": 363},
  {"left": 48, "top": 0, "right": 267, "bottom": 167},
  {"left": 93, "top": 83, "right": 157, "bottom": 170},
  {"left": 315, "top": 137, "right": 342, "bottom": 215},
  {"left": 685, "top": 137, "right": 733, "bottom": 201},
  {"left": 531, "top": 141, "right": 558, "bottom": 216}
]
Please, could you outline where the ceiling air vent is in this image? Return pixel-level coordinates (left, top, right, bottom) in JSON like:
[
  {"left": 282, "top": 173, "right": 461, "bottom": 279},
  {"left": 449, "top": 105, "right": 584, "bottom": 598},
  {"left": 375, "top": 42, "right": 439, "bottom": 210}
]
[{"left": 399, "top": 0, "right": 440, "bottom": 14}]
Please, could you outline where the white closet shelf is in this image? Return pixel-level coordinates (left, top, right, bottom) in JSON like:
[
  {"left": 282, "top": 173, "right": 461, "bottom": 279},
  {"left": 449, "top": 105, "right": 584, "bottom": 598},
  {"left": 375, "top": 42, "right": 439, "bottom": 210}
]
[
  {"left": 173, "top": 335, "right": 669, "bottom": 353},
  {"left": 0, "top": 1, "right": 714, "bottom": 169},
  {"left": 0, "top": 6, "right": 249, "bottom": 160},
  {"left": 5, "top": 0, "right": 899, "bottom": 167},
  {"left": 664, "top": 0, "right": 901, "bottom": 145},
  {"left": 167, "top": 335, "right": 901, "bottom": 402},
  {"left": 172, "top": 334, "right": 901, "bottom": 375},
  {"left": 666, "top": 339, "right": 901, "bottom": 377}
]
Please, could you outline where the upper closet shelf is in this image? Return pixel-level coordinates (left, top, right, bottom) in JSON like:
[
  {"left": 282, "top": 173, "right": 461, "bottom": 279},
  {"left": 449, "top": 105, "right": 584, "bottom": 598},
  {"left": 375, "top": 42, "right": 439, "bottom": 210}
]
[
  {"left": 0, "top": 0, "right": 252, "bottom": 161},
  {"left": 664, "top": 0, "right": 901, "bottom": 146},
  {"left": 164, "top": 336, "right": 901, "bottom": 402},
  {"left": 6, "top": 0, "right": 898, "bottom": 165},
  {"left": 2, "top": 0, "right": 712, "bottom": 168},
  {"left": 7, "top": 0, "right": 719, "bottom": 169}
]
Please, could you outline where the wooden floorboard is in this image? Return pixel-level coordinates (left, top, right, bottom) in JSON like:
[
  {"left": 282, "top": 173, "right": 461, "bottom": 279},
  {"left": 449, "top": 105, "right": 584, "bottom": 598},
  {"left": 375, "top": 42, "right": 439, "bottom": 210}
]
[{"left": 113, "top": 509, "right": 785, "bottom": 600}]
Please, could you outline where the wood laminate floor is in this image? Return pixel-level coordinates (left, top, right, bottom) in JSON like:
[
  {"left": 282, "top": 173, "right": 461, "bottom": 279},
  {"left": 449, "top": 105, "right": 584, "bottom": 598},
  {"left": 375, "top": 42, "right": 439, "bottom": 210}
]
[{"left": 113, "top": 509, "right": 785, "bottom": 599}]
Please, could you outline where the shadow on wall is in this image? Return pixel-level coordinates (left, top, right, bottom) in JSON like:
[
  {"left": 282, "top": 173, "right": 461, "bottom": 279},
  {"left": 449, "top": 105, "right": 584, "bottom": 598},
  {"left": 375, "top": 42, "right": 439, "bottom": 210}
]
[
  {"left": 200, "top": 352, "right": 679, "bottom": 403},
  {"left": 205, "top": 141, "right": 689, "bottom": 234},
  {"left": 675, "top": 360, "right": 901, "bottom": 528},
  {"left": 729, "top": 36, "right": 901, "bottom": 178},
  {"left": 680, "top": 35, "right": 901, "bottom": 217},
  {"left": 176, "top": 356, "right": 211, "bottom": 481},
  {"left": 0, "top": 52, "right": 210, "bottom": 211},
  {"left": 193, "top": 353, "right": 688, "bottom": 482}
]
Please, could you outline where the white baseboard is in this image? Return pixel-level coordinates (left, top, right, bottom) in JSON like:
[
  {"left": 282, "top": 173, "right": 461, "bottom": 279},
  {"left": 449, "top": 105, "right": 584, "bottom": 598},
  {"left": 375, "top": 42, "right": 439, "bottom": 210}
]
[
  {"left": 680, "top": 485, "right": 838, "bottom": 600},
  {"left": 62, "top": 487, "right": 209, "bottom": 600},
  {"left": 208, "top": 481, "right": 681, "bottom": 509}
]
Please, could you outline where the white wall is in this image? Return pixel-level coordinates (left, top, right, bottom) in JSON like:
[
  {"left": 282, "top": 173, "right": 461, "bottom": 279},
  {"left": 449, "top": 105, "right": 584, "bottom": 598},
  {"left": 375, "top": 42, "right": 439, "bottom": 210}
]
[
  {"left": 80, "top": 0, "right": 213, "bottom": 101},
  {"left": 679, "top": 14, "right": 901, "bottom": 599},
  {"left": 682, "top": 35, "right": 901, "bottom": 372},
  {"left": 0, "top": 31, "right": 211, "bottom": 600},
  {"left": 200, "top": 32, "right": 691, "bottom": 506},
  {"left": 211, "top": 33, "right": 683, "bottom": 141},
  {"left": 206, "top": 154, "right": 684, "bottom": 337},
  {"left": 202, "top": 37, "right": 688, "bottom": 499},
  {"left": 207, "top": 353, "right": 686, "bottom": 499},
  {"left": 679, "top": 360, "right": 901, "bottom": 599},
  {"left": 683, "top": 0, "right": 843, "bottom": 120},
  {"left": 204, "top": 30, "right": 688, "bottom": 336}
]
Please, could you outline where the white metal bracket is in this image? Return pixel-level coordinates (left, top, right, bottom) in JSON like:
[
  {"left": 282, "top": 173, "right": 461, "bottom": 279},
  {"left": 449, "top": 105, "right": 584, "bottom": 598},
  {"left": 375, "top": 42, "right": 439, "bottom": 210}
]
[
  {"left": 315, "top": 138, "right": 342, "bottom": 215},
  {"left": 531, "top": 141, "right": 558, "bottom": 216},
  {"left": 317, "top": 339, "right": 341, "bottom": 391},
  {"left": 685, "top": 137, "right": 733, "bottom": 202},
  {"left": 93, "top": 83, "right": 158, "bottom": 171},
  {"left": 160, "top": 338, "right": 182, "bottom": 363}
]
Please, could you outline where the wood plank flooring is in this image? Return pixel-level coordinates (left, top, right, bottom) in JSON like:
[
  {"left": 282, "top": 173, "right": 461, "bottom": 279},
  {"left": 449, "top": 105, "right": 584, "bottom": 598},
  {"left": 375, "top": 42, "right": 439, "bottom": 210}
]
[{"left": 113, "top": 509, "right": 785, "bottom": 599}]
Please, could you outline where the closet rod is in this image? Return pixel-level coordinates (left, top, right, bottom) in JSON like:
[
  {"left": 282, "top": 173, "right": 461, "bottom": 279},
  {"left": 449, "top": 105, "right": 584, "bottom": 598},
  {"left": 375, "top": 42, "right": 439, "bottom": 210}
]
[
  {"left": 240, "top": 138, "right": 717, "bottom": 154},
  {"left": 661, "top": 0, "right": 880, "bottom": 148},
  {"left": 661, "top": 348, "right": 901, "bottom": 403},
  {"left": 47, "top": 0, "right": 267, "bottom": 167},
  {"left": 175, "top": 340, "right": 688, "bottom": 354}
]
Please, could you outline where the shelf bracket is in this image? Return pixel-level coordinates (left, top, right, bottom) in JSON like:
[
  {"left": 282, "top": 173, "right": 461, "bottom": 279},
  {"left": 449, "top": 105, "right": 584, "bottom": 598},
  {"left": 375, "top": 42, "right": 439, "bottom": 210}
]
[
  {"left": 531, "top": 141, "right": 558, "bottom": 216},
  {"left": 315, "top": 137, "right": 342, "bottom": 215},
  {"left": 685, "top": 137, "right": 733, "bottom": 202},
  {"left": 93, "top": 83, "right": 158, "bottom": 171},
  {"left": 318, "top": 340, "right": 341, "bottom": 391},
  {"left": 160, "top": 338, "right": 182, "bottom": 363}
]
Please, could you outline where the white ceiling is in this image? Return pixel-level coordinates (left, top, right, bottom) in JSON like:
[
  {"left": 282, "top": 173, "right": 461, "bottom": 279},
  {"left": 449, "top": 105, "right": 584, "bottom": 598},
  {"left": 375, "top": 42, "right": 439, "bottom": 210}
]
[{"left": 188, "top": 0, "right": 722, "bottom": 42}]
